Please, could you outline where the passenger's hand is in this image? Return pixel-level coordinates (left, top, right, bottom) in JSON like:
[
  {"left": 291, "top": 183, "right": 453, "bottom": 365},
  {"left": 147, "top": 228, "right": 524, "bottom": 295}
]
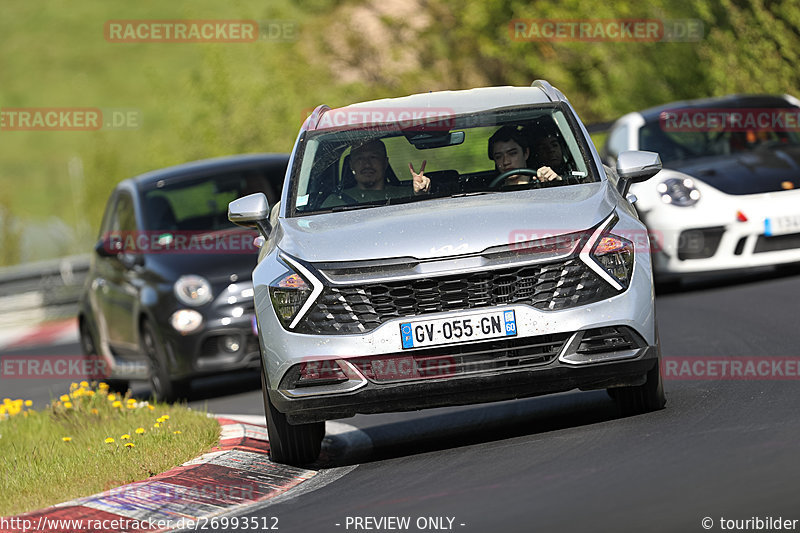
[
  {"left": 536, "top": 166, "right": 562, "bottom": 182},
  {"left": 409, "top": 160, "right": 431, "bottom": 194}
]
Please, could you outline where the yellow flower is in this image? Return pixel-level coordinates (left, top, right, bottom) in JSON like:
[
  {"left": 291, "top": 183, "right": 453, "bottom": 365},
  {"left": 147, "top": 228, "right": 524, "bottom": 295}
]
[
  {"left": 80, "top": 380, "right": 89, "bottom": 388},
  {"left": 86, "top": 390, "right": 95, "bottom": 397},
  {"left": 91, "top": 408, "right": 99, "bottom": 415},
  {"left": 108, "top": 394, "right": 116, "bottom": 401},
  {"left": 160, "top": 414, "right": 170, "bottom": 420},
  {"left": 126, "top": 404, "right": 136, "bottom": 409},
  {"left": 70, "top": 382, "right": 78, "bottom": 390},
  {"left": 104, "top": 437, "right": 115, "bottom": 444},
  {"left": 124, "top": 442, "right": 135, "bottom": 448},
  {"left": 62, "top": 437, "right": 72, "bottom": 442},
  {"left": 153, "top": 423, "right": 160, "bottom": 428},
  {"left": 173, "top": 430, "right": 182, "bottom": 434},
  {"left": 59, "top": 394, "right": 70, "bottom": 402},
  {"left": 98, "top": 382, "right": 109, "bottom": 390},
  {"left": 0, "top": 406, "right": 6, "bottom": 416},
  {"left": 120, "top": 434, "right": 131, "bottom": 440},
  {"left": 24, "top": 400, "right": 32, "bottom": 407},
  {"left": 146, "top": 405, "right": 155, "bottom": 411},
  {"left": 135, "top": 427, "right": 145, "bottom": 434},
  {"left": 112, "top": 401, "right": 122, "bottom": 408},
  {"left": 64, "top": 402, "right": 73, "bottom": 409},
  {"left": 157, "top": 417, "right": 166, "bottom": 423},
  {"left": 126, "top": 398, "right": 136, "bottom": 404}
]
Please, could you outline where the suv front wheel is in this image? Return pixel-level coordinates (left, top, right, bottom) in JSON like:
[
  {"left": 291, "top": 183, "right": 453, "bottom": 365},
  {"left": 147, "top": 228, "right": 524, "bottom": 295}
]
[{"left": 262, "top": 370, "right": 324, "bottom": 466}]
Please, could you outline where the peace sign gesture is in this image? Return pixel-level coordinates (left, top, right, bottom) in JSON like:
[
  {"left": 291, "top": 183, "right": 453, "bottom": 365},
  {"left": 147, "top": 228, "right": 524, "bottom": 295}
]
[{"left": 409, "top": 160, "right": 430, "bottom": 195}]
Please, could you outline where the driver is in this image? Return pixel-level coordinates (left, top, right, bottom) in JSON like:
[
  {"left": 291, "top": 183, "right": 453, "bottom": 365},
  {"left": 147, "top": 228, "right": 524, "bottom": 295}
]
[
  {"left": 322, "top": 139, "right": 430, "bottom": 207},
  {"left": 488, "top": 125, "right": 561, "bottom": 185}
]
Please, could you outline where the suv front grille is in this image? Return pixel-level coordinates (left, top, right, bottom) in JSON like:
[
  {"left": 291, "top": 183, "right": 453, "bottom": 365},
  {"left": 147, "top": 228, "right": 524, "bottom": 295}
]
[{"left": 297, "top": 258, "right": 615, "bottom": 334}]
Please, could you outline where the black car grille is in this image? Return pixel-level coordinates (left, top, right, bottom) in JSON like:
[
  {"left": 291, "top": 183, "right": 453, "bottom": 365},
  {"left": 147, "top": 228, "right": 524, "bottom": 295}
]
[{"left": 297, "top": 258, "right": 616, "bottom": 335}]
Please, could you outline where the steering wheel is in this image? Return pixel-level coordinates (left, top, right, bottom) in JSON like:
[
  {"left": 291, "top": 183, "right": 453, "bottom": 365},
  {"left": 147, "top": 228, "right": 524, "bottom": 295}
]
[{"left": 488, "top": 168, "right": 542, "bottom": 189}]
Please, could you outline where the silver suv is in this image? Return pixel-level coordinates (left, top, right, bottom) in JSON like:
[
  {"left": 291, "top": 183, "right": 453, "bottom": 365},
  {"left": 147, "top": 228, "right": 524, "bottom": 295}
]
[{"left": 229, "top": 81, "right": 665, "bottom": 465}]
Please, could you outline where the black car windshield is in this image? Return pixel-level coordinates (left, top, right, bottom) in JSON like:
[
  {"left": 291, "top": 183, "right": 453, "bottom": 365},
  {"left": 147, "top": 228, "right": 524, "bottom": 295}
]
[
  {"left": 289, "top": 104, "right": 595, "bottom": 216},
  {"left": 142, "top": 170, "right": 272, "bottom": 232},
  {"left": 639, "top": 112, "right": 800, "bottom": 164}
]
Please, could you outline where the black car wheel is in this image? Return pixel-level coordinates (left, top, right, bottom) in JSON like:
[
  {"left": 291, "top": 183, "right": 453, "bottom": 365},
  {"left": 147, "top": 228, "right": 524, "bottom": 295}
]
[
  {"left": 79, "top": 318, "right": 129, "bottom": 393},
  {"left": 141, "top": 320, "right": 190, "bottom": 402},
  {"left": 261, "top": 370, "right": 324, "bottom": 466}
]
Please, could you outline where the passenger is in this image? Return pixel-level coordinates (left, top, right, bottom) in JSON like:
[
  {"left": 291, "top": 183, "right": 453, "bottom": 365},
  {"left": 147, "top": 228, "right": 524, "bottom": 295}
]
[
  {"left": 488, "top": 125, "right": 561, "bottom": 185},
  {"left": 322, "top": 139, "right": 429, "bottom": 207},
  {"left": 530, "top": 128, "right": 570, "bottom": 178}
]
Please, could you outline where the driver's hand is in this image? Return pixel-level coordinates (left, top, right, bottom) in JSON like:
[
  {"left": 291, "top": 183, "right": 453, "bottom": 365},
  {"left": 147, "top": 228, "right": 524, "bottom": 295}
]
[
  {"left": 409, "top": 160, "right": 431, "bottom": 194},
  {"left": 536, "top": 166, "right": 562, "bottom": 182}
]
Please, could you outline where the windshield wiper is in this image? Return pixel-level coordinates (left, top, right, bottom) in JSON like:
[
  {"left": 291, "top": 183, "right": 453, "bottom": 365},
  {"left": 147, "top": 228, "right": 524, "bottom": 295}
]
[
  {"left": 329, "top": 203, "right": 385, "bottom": 212},
  {"left": 449, "top": 191, "right": 492, "bottom": 198}
]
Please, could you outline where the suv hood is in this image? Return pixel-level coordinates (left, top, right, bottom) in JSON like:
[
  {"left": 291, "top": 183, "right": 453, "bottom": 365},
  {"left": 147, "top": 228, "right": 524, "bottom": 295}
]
[{"left": 275, "top": 182, "right": 617, "bottom": 263}]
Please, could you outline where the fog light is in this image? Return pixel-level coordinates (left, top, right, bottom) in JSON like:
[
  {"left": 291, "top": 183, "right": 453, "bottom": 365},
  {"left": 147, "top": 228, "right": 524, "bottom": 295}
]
[
  {"left": 294, "top": 360, "right": 348, "bottom": 387},
  {"left": 170, "top": 309, "right": 203, "bottom": 334},
  {"left": 221, "top": 335, "right": 241, "bottom": 353}
]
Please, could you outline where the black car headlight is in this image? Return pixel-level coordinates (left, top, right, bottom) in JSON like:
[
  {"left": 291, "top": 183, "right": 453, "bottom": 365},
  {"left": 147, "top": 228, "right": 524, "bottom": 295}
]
[{"left": 173, "top": 275, "right": 213, "bottom": 306}]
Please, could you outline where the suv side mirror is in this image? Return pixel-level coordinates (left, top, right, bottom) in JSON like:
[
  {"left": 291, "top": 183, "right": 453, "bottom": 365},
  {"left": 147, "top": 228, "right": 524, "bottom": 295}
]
[
  {"left": 228, "top": 193, "right": 271, "bottom": 237},
  {"left": 616, "top": 150, "right": 662, "bottom": 196}
]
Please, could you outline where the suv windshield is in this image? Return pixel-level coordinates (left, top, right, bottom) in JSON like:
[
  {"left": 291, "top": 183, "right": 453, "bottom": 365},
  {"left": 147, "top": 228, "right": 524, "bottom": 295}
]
[{"left": 289, "top": 104, "right": 595, "bottom": 216}]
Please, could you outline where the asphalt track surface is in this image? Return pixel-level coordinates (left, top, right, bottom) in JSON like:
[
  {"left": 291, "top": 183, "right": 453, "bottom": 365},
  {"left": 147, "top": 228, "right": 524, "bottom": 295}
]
[{"left": 3, "top": 268, "right": 800, "bottom": 532}]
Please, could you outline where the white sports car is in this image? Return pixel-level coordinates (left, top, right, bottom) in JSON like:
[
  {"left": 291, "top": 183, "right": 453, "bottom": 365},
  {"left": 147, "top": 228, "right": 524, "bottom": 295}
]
[{"left": 602, "top": 94, "right": 800, "bottom": 283}]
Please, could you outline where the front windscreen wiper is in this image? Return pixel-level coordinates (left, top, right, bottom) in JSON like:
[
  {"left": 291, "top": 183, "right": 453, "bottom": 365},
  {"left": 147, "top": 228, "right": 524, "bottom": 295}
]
[
  {"left": 328, "top": 202, "right": 385, "bottom": 212},
  {"left": 449, "top": 191, "right": 492, "bottom": 198}
]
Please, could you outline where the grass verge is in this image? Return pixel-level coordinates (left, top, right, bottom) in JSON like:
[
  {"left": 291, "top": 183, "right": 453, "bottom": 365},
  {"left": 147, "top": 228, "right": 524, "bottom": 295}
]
[{"left": 0, "top": 382, "right": 220, "bottom": 517}]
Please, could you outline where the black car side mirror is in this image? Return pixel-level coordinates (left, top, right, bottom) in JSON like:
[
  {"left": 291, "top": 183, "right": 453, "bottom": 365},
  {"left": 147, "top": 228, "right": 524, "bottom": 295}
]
[{"left": 94, "top": 237, "right": 118, "bottom": 258}]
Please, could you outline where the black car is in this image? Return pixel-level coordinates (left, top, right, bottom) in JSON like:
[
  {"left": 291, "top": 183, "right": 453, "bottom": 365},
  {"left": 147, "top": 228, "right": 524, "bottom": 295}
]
[{"left": 79, "top": 154, "right": 288, "bottom": 400}]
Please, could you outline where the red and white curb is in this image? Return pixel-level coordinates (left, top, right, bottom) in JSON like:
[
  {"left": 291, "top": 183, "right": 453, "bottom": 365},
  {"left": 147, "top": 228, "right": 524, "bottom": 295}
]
[
  {"left": 0, "top": 417, "right": 319, "bottom": 533},
  {"left": 0, "top": 318, "right": 79, "bottom": 352}
]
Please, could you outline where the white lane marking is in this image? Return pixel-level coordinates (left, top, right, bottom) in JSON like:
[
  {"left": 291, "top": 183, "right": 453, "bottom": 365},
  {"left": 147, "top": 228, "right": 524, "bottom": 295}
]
[{"left": 216, "top": 414, "right": 267, "bottom": 426}]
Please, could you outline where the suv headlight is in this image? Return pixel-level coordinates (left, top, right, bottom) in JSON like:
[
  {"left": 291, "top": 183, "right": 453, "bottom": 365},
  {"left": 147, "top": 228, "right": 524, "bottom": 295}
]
[
  {"left": 269, "top": 255, "right": 322, "bottom": 329},
  {"left": 591, "top": 234, "right": 634, "bottom": 289},
  {"left": 657, "top": 177, "right": 700, "bottom": 206},
  {"left": 174, "top": 275, "right": 213, "bottom": 306}
]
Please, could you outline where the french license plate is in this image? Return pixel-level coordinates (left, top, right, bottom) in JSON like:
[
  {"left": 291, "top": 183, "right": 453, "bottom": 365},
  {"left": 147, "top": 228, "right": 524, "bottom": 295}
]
[
  {"left": 400, "top": 309, "right": 517, "bottom": 349},
  {"left": 765, "top": 214, "right": 800, "bottom": 236}
]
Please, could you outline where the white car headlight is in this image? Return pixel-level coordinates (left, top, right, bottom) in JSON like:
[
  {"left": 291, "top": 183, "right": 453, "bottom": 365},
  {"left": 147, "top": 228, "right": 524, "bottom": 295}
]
[
  {"left": 173, "top": 275, "right": 213, "bottom": 306},
  {"left": 656, "top": 177, "right": 701, "bottom": 206}
]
